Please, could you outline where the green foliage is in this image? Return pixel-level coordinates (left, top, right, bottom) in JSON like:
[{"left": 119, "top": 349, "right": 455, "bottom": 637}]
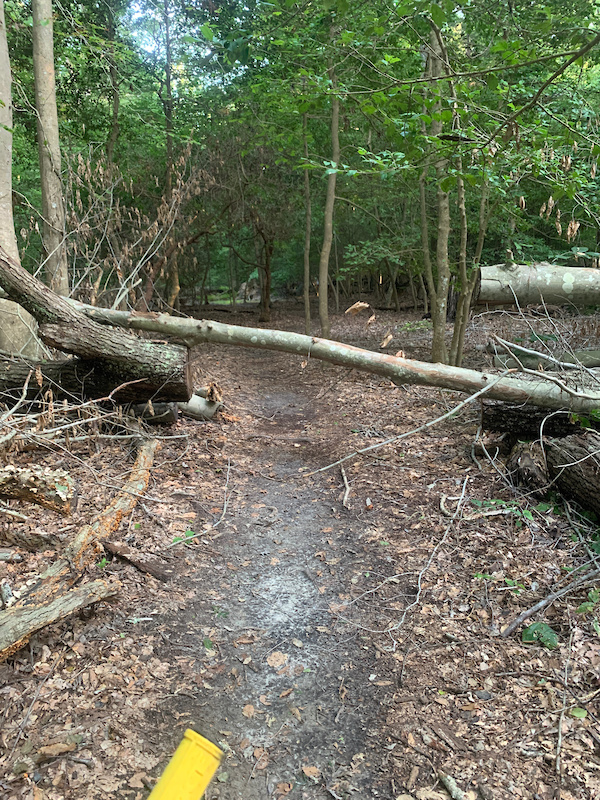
[{"left": 521, "top": 622, "right": 559, "bottom": 650}]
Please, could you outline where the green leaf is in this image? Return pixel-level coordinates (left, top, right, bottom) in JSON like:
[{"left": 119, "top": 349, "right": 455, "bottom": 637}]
[
  {"left": 569, "top": 707, "right": 587, "bottom": 719},
  {"left": 430, "top": 3, "right": 445, "bottom": 27},
  {"left": 522, "top": 622, "right": 559, "bottom": 650},
  {"left": 201, "top": 23, "right": 214, "bottom": 41}
]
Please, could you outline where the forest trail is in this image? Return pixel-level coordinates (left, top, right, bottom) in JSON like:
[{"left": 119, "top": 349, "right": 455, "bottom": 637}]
[
  {"left": 150, "top": 357, "right": 391, "bottom": 799},
  {"left": 1, "top": 308, "right": 599, "bottom": 800}
]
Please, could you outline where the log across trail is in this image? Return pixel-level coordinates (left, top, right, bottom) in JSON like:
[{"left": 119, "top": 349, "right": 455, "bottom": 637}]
[
  {"left": 2, "top": 247, "right": 600, "bottom": 413},
  {"left": 478, "top": 262, "right": 600, "bottom": 307},
  {"left": 74, "top": 303, "right": 600, "bottom": 414}
]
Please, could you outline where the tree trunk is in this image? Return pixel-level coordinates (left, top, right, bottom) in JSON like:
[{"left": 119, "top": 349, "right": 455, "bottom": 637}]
[
  {"left": 0, "top": 248, "right": 192, "bottom": 402},
  {"left": 303, "top": 112, "right": 312, "bottom": 335},
  {"left": 0, "top": 2, "right": 44, "bottom": 358},
  {"left": 32, "top": 0, "right": 69, "bottom": 296},
  {"left": 477, "top": 263, "right": 600, "bottom": 307},
  {"left": 546, "top": 432, "right": 600, "bottom": 517},
  {"left": 72, "top": 302, "right": 600, "bottom": 414},
  {"left": 318, "top": 63, "right": 339, "bottom": 339}
]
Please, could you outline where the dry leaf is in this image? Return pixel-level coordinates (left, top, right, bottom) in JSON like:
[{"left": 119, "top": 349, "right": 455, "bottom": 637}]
[
  {"left": 289, "top": 705, "right": 302, "bottom": 721},
  {"left": 38, "top": 742, "right": 77, "bottom": 757},
  {"left": 254, "top": 747, "right": 269, "bottom": 769},
  {"left": 345, "top": 301, "right": 370, "bottom": 315},
  {"left": 367, "top": 313, "right": 377, "bottom": 326},
  {"left": 267, "top": 651, "right": 288, "bottom": 668},
  {"left": 280, "top": 687, "right": 294, "bottom": 698},
  {"left": 276, "top": 782, "right": 293, "bottom": 797},
  {"left": 259, "top": 694, "right": 271, "bottom": 706},
  {"left": 395, "top": 350, "right": 406, "bottom": 358},
  {"left": 242, "top": 704, "right": 255, "bottom": 718},
  {"left": 302, "top": 765, "right": 321, "bottom": 780},
  {"left": 380, "top": 333, "right": 393, "bottom": 349},
  {"left": 128, "top": 773, "right": 147, "bottom": 789}
]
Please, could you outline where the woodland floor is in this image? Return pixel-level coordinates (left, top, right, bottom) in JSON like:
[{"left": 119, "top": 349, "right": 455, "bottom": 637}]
[{"left": 1, "top": 302, "right": 600, "bottom": 800}]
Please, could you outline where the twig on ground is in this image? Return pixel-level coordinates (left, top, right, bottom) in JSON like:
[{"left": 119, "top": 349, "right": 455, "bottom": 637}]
[
  {"left": 307, "top": 373, "right": 512, "bottom": 476},
  {"left": 340, "top": 466, "right": 351, "bottom": 508},
  {"left": 387, "top": 477, "right": 469, "bottom": 634},
  {"left": 556, "top": 630, "right": 573, "bottom": 781},
  {"left": 166, "top": 457, "right": 232, "bottom": 549},
  {"left": 502, "top": 567, "right": 600, "bottom": 637},
  {"left": 438, "top": 771, "right": 467, "bottom": 800}
]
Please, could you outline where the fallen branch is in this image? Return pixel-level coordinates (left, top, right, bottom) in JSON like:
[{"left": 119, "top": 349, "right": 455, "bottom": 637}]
[
  {"left": 501, "top": 567, "right": 600, "bottom": 638},
  {"left": 0, "top": 579, "right": 120, "bottom": 661},
  {"left": 69, "top": 303, "right": 600, "bottom": 413},
  {"left": 0, "top": 438, "right": 158, "bottom": 661},
  {"left": 103, "top": 541, "right": 173, "bottom": 582}
]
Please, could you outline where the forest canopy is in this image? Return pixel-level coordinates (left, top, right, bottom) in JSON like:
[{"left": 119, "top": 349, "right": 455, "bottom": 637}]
[{"left": 2, "top": 0, "right": 600, "bottom": 363}]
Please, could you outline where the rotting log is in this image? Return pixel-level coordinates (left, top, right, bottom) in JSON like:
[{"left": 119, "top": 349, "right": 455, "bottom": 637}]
[
  {"left": 0, "top": 249, "right": 192, "bottom": 403},
  {"left": 0, "top": 438, "right": 157, "bottom": 661},
  {"left": 0, "top": 464, "right": 75, "bottom": 514},
  {"left": 504, "top": 432, "right": 600, "bottom": 518},
  {"left": 71, "top": 303, "right": 600, "bottom": 414},
  {"left": 0, "top": 579, "right": 120, "bottom": 661},
  {"left": 481, "top": 402, "right": 594, "bottom": 439},
  {"left": 478, "top": 263, "right": 600, "bottom": 307},
  {"left": 546, "top": 431, "right": 600, "bottom": 517}
]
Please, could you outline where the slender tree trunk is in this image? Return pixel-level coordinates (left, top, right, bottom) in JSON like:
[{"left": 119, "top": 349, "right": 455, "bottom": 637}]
[
  {"left": 449, "top": 176, "right": 489, "bottom": 366},
  {"left": 32, "top": 0, "right": 69, "bottom": 296},
  {"left": 0, "top": 1, "right": 43, "bottom": 357},
  {"left": 303, "top": 112, "right": 312, "bottom": 334},
  {"left": 161, "top": 0, "right": 179, "bottom": 309},
  {"left": 318, "top": 64, "right": 339, "bottom": 338},
  {"left": 106, "top": 34, "right": 120, "bottom": 167}
]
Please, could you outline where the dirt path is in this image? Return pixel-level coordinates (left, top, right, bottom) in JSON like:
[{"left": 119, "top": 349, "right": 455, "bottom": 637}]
[{"left": 146, "top": 348, "right": 396, "bottom": 799}]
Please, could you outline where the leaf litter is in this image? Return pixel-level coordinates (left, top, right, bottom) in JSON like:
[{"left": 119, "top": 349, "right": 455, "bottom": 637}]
[{"left": 0, "top": 305, "right": 599, "bottom": 799}]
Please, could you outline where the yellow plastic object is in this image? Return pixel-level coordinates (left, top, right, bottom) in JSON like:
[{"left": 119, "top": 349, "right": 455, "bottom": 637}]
[{"left": 148, "top": 729, "right": 223, "bottom": 800}]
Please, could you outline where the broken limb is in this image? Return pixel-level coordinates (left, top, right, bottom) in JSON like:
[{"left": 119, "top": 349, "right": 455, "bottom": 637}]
[
  {"left": 71, "top": 303, "right": 600, "bottom": 413},
  {"left": 0, "top": 579, "right": 120, "bottom": 661},
  {"left": 307, "top": 373, "right": 511, "bottom": 475},
  {"left": 501, "top": 567, "right": 600, "bottom": 638},
  {"left": 0, "top": 438, "right": 158, "bottom": 661}
]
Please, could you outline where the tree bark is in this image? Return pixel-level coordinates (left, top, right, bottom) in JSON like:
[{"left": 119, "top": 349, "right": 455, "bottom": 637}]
[
  {"left": 546, "top": 432, "right": 600, "bottom": 517},
  {"left": 0, "top": 2, "right": 44, "bottom": 358},
  {"left": 477, "top": 263, "right": 600, "bottom": 307},
  {"left": 0, "top": 465, "right": 75, "bottom": 514},
  {"left": 0, "top": 248, "right": 192, "bottom": 402},
  {"left": 303, "top": 112, "right": 312, "bottom": 334},
  {"left": 32, "top": 0, "right": 69, "bottom": 296},
  {"left": 318, "top": 63, "right": 339, "bottom": 339},
  {"left": 71, "top": 303, "right": 600, "bottom": 414}
]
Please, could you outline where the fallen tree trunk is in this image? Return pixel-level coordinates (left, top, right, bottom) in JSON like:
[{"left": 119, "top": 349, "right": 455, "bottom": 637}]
[
  {"left": 478, "top": 263, "right": 600, "bottom": 307},
  {"left": 505, "top": 431, "right": 600, "bottom": 517},
  {"left": 546, "top": 432, "right": 600, "bottom": 517},
  {"left": 0, "top": 249, "right": 192, "bottom": 403},
  {"left": 0, "top": 438, "right": 157, "bottom": 661},
  {"left": 482, "top": 402, "right": 593, "bottom": 439},
  {"left": 72, "top": 304, "right": 600, "bottom": 414}
]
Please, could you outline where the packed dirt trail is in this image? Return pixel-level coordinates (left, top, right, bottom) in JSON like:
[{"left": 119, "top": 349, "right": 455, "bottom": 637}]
[
  {"left": 151, "top": 347, "right": 396, "bottom": 799},
  {"left": 1, "top": 308, "right": 599, "bottom": 800}
]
